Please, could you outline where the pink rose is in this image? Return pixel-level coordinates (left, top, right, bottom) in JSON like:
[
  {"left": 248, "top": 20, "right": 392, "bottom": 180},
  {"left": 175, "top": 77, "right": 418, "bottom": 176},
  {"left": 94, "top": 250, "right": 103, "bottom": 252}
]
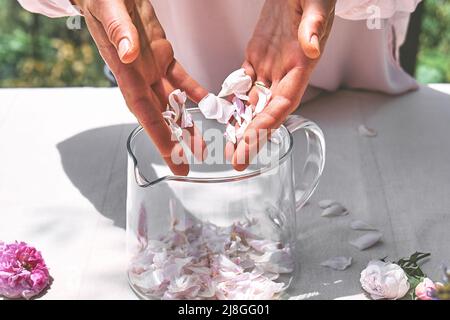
[
  {"left": 415, "top": 278, "right": 436, "bottom": 300},
  {"left": 0, "top": 241, "right": 51, "bottom": 299}
]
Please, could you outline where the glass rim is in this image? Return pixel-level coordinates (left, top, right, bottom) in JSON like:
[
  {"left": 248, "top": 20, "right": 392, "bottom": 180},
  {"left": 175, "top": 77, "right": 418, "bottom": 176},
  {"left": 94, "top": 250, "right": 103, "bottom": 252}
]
[{"left": 126, "top": 108, "right": 294, "bottom": 186}]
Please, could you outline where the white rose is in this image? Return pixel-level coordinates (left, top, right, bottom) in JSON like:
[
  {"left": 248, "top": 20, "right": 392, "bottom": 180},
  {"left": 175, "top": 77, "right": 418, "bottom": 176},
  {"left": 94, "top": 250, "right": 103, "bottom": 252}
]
[{"left": 360, "top": 260, "right": 410, "bottom": 300}]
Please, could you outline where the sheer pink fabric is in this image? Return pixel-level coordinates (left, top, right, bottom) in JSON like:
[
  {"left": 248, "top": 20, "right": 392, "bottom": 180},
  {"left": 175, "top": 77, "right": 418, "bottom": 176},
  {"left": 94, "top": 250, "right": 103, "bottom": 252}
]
[
  {"left": 17, "top": 0, "right": 422, "bottom": 95},
  {"left": 17, "top": 0, "right": 78, "bottom": 17}
]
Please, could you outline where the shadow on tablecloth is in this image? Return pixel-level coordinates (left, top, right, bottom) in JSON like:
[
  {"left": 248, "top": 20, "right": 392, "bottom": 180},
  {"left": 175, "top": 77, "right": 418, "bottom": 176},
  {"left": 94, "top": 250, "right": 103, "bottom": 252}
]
[{"left": 56, "top": 124, "right": 138, "bottom": 229}]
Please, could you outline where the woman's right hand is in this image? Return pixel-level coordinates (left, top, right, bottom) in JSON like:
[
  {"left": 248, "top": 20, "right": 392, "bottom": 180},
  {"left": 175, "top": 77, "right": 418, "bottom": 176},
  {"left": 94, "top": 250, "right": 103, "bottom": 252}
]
[{"left": 72, "top": 0, "right": 208, "bottom": 175}]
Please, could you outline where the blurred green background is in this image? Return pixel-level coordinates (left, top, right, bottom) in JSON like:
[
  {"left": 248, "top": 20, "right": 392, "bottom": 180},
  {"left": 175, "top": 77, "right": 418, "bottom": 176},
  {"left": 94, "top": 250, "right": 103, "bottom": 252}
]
[{"left": 0, "top": 0, "right": 449, "bottom": 87}]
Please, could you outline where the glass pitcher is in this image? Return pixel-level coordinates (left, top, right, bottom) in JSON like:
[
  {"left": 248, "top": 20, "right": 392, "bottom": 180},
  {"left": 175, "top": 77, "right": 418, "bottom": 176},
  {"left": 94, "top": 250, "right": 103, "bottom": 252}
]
[{"left": 126, "top": 109, "right": 325, "bottom": 300}]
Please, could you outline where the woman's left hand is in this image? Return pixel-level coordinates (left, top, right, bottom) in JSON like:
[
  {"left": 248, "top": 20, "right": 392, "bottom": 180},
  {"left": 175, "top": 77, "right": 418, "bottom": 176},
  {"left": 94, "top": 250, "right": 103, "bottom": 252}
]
[{"left": 230, "top": 0, "right": 335, "bottom": 171}]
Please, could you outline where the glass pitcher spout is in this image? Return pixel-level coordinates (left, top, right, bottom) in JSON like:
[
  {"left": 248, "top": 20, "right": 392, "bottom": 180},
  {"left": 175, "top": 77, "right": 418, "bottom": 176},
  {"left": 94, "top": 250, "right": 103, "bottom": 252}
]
[{"left": 127, "top": 110, "right": 324, "bottom": 190}]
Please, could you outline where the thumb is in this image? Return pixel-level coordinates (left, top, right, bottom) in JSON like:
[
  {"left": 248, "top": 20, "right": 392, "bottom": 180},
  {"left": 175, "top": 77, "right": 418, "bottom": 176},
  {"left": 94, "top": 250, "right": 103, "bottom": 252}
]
[
  {"left": 298, "top": 4, "right": 330, "bottom": 60},
  {"left": 95, "top": 1, "right": 140, "bottom": 64}
]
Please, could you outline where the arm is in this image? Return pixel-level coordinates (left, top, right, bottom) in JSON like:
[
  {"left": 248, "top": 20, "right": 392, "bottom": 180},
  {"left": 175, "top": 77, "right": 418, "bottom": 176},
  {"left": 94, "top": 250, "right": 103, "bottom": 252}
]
[
  {"left": 18, "top": 0, "right": 208, "bottom": 175},
  {"left": 230, "top": 0, "right": 336, "bottom": 171}
]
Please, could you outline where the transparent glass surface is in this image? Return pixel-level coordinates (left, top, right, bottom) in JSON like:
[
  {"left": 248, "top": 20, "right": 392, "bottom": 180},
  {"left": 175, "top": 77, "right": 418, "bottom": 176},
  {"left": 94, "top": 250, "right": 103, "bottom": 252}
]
[{"left": 126, "top": 109, "right": 325, "bottom": 300}]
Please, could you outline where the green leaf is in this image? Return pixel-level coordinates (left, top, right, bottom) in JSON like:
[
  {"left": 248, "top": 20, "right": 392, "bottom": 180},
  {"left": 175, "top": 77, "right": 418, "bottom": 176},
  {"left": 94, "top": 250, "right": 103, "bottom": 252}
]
[{"left": 395, "top": 252, "right": 430, "bottom": 279}]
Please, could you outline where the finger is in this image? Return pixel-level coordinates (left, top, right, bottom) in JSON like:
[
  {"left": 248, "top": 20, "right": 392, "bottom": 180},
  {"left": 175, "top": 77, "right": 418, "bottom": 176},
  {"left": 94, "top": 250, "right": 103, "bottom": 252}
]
[
  {"left": 152, "top": 78, "right": 172, "bottom": 110},
  {"left": 297, "top": 2, "right": 334, "bottom": 59},
  {"left": 225, "top": 141, "right": 236, "bottom": 162},
  {"left": 232, "top": 68, "right": 309, "bottom": 171},
  {"left": 167, "top": 61, "right": 208, "bottom": 103},
  {"left": 84, "top": 11, "right": 187, "bottom": 175},
  {"left": 91, "top": 0, "right": 140, "bottom": 63},
  {"left": 134, "top": 91, "right": 189, "bottom": 176}
]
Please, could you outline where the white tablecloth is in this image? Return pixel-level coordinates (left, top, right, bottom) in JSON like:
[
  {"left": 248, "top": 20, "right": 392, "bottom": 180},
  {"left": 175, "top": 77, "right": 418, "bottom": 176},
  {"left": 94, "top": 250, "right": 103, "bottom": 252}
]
[{"left": 1, "top": 85, "right": 449, "bottom": 300}]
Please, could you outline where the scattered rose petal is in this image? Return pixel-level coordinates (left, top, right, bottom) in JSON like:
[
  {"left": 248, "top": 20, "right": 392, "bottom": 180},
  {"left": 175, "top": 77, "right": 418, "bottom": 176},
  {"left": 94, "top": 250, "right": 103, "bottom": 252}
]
[
  {"left": 318, "top": 199, "right": 339, "bottom": 209},
  {"left": 349, "top": 232, "right": 382, "bottom": 250},
  {"left": 350, "top": 220, "right": 378, "bottom": 231},
  {"left": 321, "top": 203, "right": 349, "bottom": 217},
  {"left": 358, "top": 125, "right": 377, "bottom": 137},
  {"left": 218, "top": 68, "right": 252, "bottom": 100},
  {"left": 320, "top": 257, "right": 352, "bottom": 271}
]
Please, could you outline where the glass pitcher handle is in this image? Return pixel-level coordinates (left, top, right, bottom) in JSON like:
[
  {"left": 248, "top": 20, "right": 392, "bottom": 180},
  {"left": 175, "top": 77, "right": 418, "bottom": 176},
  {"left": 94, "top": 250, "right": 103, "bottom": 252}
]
[{"left": 284, "top": 115, "right": 326, "bottom": 211}]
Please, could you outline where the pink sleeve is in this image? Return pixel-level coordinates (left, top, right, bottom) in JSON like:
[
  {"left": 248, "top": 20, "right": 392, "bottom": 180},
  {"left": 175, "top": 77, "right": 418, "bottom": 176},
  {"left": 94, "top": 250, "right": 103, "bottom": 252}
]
[
  {"left": 335, "top": 0, "right": 422, "bottom": 20},
  {"left": 17, "top": 0, "right": 80, "bottom": 18}
]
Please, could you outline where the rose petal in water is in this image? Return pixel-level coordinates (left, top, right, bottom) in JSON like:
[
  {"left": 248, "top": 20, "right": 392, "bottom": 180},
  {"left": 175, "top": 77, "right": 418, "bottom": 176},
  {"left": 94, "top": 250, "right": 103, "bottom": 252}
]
[
  {"left": 320, "top": 256, "right": 352, "bottom": 271},
  {"left": 253, "top": 249, "right": 294, "bottom": 274}
]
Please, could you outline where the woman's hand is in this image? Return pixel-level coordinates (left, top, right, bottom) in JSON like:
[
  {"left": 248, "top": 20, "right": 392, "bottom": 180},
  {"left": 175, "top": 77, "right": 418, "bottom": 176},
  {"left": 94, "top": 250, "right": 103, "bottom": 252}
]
[
  {"left": 72, "top": 0, "right": 208, "bottom": 175},
  {"left": 230, "top": 0, "right": 335, "bottom": 171}
]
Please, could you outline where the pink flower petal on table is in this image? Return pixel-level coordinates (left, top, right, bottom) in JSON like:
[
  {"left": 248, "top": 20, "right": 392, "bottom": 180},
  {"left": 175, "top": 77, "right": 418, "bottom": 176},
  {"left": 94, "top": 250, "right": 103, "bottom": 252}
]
[
  {"left": 320, "top": 256, "right": 352, "bottom": 271},
  {"left": 350, "top": 220, "right": 378, "bottom": 231},
  {"left": 218, "top": 68, "right": 252, "bottom": 100},
  {"left": 349, "top": 232, "right": 382, "bottom": 250},
  {"left": 318, "top": 199, "right": 340, "bottom": 209},
  {"left": 358, "top": 125, "right": 377, "bottom": 137},
  {"left": 321, "top": 203, "right": 349, "bottom": 217}
]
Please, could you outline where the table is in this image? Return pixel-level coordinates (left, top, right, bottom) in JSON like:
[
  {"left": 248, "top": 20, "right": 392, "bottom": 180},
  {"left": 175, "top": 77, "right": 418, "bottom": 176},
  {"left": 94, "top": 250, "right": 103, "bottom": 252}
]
[{"left": 1, "top": 85, "right": 449, "bottom": 300}]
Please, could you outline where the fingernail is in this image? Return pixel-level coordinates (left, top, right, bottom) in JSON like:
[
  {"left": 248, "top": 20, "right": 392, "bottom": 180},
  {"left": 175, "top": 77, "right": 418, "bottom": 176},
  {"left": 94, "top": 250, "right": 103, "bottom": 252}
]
[
  {"left": 310, "top": 34, "right": 320, "bottom": 56},
  {"left": 118, "top": 38, "right": 131, "bottom": 61}
]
